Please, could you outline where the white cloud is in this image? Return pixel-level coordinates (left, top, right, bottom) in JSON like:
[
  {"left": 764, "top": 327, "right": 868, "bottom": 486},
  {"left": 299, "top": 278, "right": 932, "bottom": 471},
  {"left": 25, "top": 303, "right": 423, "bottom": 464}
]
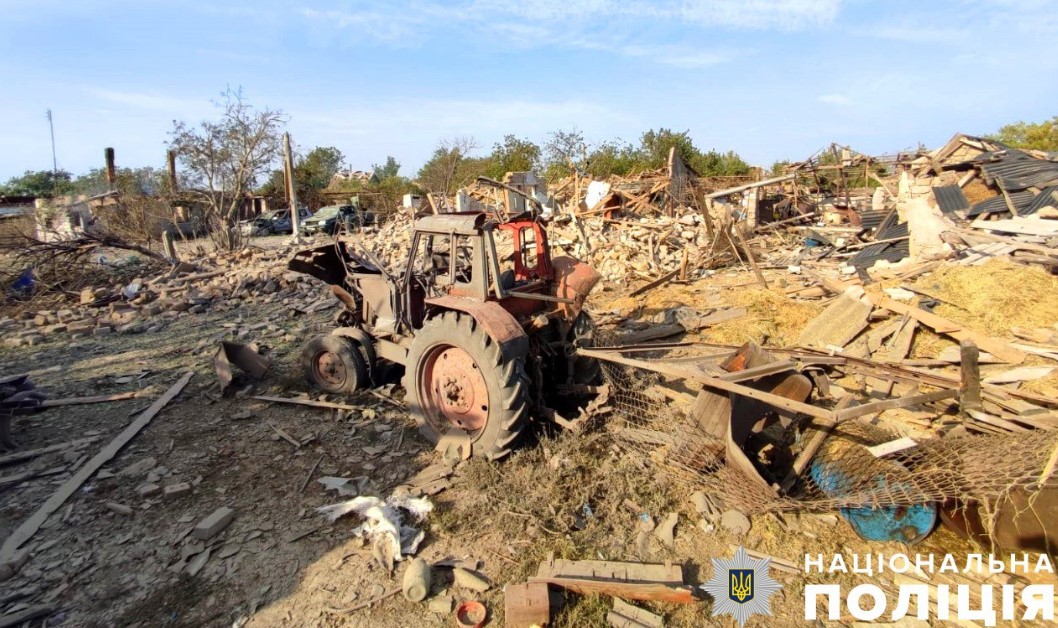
[
  {"left": 298, "top": 0, "right": 842, "bottom": 61},
  {"left": 465, "top": 0, "right": 842, "bottom": 30},
  {"left": 818, "top": 93, "right": 853, "bottom": 106},
  {"left": 616, "top": 44, "right": 731, "bottom": 68},
  {"left": 868, "top": 25, "right": 967, "bottom": 43},
  {"left": 86, "top": 88, "right": 197, "bottom": 112}
]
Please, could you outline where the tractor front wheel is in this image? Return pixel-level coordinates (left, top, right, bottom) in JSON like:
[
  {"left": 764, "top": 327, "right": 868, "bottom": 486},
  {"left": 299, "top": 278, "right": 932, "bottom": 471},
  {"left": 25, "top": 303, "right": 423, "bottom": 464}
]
[
  {"left": 404, "top": 312, "right": 529, "bottom": 460},
  {"left": 302, "top": 335, "right": 367, "bottom": 394}
]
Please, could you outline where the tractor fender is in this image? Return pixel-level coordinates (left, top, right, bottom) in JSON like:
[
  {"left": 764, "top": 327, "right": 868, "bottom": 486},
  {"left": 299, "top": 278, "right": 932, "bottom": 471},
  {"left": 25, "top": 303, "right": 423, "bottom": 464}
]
[
  {"left": 330, "top": 326, "right": 376, "bottom": 384},
  {"left": 552, "top": 256, "right": 601, "bottom": 321},
  {"left": 424, "top": 296, "right": 528, "bottom": 355}
]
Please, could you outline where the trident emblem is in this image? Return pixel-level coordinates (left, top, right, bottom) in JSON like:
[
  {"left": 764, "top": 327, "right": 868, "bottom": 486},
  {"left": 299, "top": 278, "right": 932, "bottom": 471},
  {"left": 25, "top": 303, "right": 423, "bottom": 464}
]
[{"left": 729, "top": 569, "right": 754, "bottom": 603}]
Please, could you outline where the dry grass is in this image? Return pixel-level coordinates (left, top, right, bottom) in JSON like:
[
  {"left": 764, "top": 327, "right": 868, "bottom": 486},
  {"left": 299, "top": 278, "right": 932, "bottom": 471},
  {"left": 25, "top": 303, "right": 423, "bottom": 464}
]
[
  {"left": 593, "top": 274, "right": 822, "bottom": 349},
  {"left": 962, "top": 179, "right": 996, "bottom": 205},
  {"left": 913, "top": 258, "right": 1058, "bottom": 337},
  {"left": 706, "top": 288, "right": 821, "bottom": 347}
]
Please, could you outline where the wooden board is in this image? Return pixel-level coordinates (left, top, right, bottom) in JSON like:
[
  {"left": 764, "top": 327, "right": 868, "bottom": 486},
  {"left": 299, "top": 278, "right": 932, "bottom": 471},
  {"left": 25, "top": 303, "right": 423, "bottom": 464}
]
[
  {"left": 0, "top": 372, "right": 193, "bottom": 562},
  {"left": 971, "top": 218, "right": 1058, "bottom": 237},
  {"left": 796, "top": 292, "right": 872, "bottom": 349},
  {"left": 866, "top": 294, "right": 1026, "bottom": 364},
  {"left": 531, "top": 558, "right": 693, "bottom": 604}
]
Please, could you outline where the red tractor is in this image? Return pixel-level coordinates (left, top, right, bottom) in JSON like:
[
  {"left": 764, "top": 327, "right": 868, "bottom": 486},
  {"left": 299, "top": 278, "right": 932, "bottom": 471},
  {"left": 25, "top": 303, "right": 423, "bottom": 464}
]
[{"left": 288, "top": 210, "right": 601, "bottom": 459}]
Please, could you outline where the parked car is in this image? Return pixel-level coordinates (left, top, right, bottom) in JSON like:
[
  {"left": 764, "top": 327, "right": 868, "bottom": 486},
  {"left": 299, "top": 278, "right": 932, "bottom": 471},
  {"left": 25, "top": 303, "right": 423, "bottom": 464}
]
[
  {"left": 301, "top": 204, "right": 376, "bottom": 236},
  {"left": 240, "top": 207, "right": 311, "bottom": 236}
]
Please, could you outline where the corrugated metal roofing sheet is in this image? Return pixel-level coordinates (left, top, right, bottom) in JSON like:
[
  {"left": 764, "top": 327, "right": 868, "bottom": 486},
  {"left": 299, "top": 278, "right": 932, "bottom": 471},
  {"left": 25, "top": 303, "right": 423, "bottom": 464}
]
[
  {"left": 850, "top": 221, "right": 909, "bottom": 269},
  {"left": 1021, "top": 186, "right": 1058, "bottom": 216},
  {"left": 967, "top": 191, "right": 1034, "bottom": 217},
  {"left": 932, "top": 185, "right": 969, "bottom": 213},
  {"left": 977, "top": 150, "right": 1058, "bottom": 191},
  {"left": 858, "top": 210, "right": 888, "bottom": 230}
]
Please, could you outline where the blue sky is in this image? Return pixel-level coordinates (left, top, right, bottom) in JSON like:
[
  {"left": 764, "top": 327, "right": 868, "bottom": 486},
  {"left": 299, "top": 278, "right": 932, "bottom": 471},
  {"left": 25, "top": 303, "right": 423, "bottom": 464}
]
[{"left": 1, "top": 0, "right": 1056, "bottom": 181}]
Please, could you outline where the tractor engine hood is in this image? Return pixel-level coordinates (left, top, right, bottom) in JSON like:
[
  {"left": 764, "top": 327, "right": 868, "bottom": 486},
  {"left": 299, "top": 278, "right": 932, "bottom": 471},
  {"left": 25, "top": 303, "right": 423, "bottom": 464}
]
[{"left": 288, "top": 242, "right": 380, "bottom": 286}]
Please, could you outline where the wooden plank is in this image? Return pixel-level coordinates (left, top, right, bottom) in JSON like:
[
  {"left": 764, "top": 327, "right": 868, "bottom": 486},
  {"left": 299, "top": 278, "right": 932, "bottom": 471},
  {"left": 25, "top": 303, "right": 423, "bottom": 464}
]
[
  {"left": 786, "top": 395, "right": 857, "bottom": 484},
  {"left": 982, "top": 366, "right": 1055, "bottom": 384},
  {"left": 577, "top": 348, "right": 835, "bottom": 421},
  {"left": 688, "top": 307, "right": 747, "bottom": 329},
  {"left": 0, "top": 371, "right": 193, "bottom": 562},
  {"left": 866, "top": 317, "right": 916, "bottom": 395},
  {"left": 505, "top": 582, "right": 551, "bottom": 628},
  {"left": 531, "top": 576, "right": 694, "bottom": 603},
  {"left": 717, "top": 361, "right": 797, "bottom": 382},
  {"left": 733, "top": 224, "right": 767, "bottom": 288},
  {"left": 0, "top": 605, "right": 54, "bottom": 628},
  {"left": 0, "top": 466, "right": 65, "bottom": 489},
  {"left": 865, "top": 293, "right": 1026, "bottom": 364},
  {"left": 0, "top": 437, "right": 99, "bottom": 468},
  {"left": 608, "top": 598, "right": 664, "bottom": 628},
  {"left": 628, "top": 270, "right": 679, "bottom": 298},
  {"left": 535, "top": 558, "right": 682, "bottom": 583},
  {"left": 960, "top": 340, "right": 982, "bottom": 414},
  {"left": 40, "top": 391, "right": 143, "bottom": 408},
  {"left": 252, "top": 395, "right": 359, "bottom": 411},
  {"left": 832, "top": 389, "right": 957, "bottom": 422},
  {"left": 797, "top": 291, "right": 872, "bottom": 349},
  {"left": 867, "top": 437, "right": 918, "bottom": 457},
  {"left": 971, "top": 218, "right": 1058, "bottom": 237},
  {"left": 953, "top": 227, "right": 1058, "bottom": 257}
]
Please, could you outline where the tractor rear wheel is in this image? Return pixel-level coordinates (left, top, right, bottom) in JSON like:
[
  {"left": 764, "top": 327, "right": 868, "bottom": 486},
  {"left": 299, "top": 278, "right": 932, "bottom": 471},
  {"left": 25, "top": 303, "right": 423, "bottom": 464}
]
[
  {"left": 302, "top": 334, "right": 367, "bottom": 394},
  {"left": 404, "top": 312, "right": 530, "bottom": 460}
]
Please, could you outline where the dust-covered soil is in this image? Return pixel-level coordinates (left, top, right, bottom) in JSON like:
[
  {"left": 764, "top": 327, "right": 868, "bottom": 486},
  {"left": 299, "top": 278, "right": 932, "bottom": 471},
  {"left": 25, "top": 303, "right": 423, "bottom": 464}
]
[{"left": 1, "top": 251, "right": 1056, "bottom": 628}]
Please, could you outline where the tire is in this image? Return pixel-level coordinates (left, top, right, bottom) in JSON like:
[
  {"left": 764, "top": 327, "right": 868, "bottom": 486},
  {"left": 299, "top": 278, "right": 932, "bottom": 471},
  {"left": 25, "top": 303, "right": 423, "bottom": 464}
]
[
  {"left": 404, "top": 311, "right": 530, "bottom": 460},
  {"left": 571, "top": 312, "right": 603, "bottom": 385},
  {"left": 302, "top": 334, "right": 367, "bottom": 394}
]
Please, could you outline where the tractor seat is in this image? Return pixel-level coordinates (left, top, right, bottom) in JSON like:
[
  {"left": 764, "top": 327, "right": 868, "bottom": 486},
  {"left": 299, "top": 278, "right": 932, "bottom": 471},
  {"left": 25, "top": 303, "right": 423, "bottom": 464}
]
[{"left": 500, "top": 269, "right": 516, "bottom": 290}]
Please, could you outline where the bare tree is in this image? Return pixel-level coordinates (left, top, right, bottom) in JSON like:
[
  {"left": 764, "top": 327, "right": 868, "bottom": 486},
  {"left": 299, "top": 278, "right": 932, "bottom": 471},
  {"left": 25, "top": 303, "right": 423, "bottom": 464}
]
[
  {"left": 167, "top": 88, "right": 285, "bottom": 250},
  {"left": 416, "top": 136, "right": 479, "bottom": 199}
]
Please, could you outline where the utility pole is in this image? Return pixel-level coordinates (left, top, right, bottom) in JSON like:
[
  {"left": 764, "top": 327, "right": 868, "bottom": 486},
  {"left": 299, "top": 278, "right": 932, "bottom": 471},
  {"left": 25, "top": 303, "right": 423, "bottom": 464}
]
[
  {"left": 45, "top": 109, "right": 57, "bottom": 174},
  {"left": 283, "top": 132, "right": 301, "bottom": 240}
]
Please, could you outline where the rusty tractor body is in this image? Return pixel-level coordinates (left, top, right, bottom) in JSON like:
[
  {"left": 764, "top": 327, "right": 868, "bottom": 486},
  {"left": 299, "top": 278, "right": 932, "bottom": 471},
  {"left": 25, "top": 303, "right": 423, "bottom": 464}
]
[{"left": 289, "top": 210, "right": 601, "bottom": 459}]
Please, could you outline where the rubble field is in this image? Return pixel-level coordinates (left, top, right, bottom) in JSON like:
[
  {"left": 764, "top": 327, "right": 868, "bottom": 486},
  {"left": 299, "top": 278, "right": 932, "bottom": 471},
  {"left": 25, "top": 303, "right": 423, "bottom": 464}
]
[{"left": 2, "top": 132, "right": 1058, "bottom": 627}]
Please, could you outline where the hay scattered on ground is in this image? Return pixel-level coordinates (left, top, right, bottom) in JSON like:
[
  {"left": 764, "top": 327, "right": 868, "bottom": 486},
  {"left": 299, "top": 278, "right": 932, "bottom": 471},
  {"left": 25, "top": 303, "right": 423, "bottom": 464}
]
[
  {"left": 913, "top": 258, "right": 1058, "bottom": 337},
  {"left": 705, "top": 287, "right": 821, "bottom": 347},
  {"left": 962, "top": 179, "right": 996, "bottom": 205}
]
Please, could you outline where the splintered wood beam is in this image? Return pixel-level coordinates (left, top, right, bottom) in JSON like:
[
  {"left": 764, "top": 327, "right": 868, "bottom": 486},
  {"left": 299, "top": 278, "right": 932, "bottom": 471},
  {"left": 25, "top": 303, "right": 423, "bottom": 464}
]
[
  {"left": 960, "top": 340, "right": 982, "bottom": 414},
  {"left": 531, "top": 558, "right": 693, "bottom": 604},
  {"left": 576, "top": 348, "right": 833, "bottom": 421}
]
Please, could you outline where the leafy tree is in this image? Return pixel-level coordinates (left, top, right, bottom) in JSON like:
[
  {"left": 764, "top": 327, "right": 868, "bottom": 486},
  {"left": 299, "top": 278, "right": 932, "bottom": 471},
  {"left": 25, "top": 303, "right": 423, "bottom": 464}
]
[
  {"left": 988, "top": 116, "right": 1058, "bottom": 151},
  {"left": 695, "top": 149, "right": 751, "bottom": 177},
  {"left": 0, "top": 169, "right": 74, "bottom": 197},
  {"left": 168, "top": 88, "right": 285, "bottom": 250},
  {"left": 72, "top": 167, "right": 165, "bottom": 197},
  {"left": 585, "top": 140, "right": 640, "bottom": 177},
  {"left": 769, "top": 159, "right": 792, "bottom": 176},
  {"left": 416, "top": 137, "right": 482, "bottom": 198},
  {"left": 639, "top": 128, "right": 699, "bottom": 170},
  {"left": 372, "top": 156, "right": 401, "bottom": 180},
  {"left": 543, "top": 128, "right": 586, "bottom": 181},
  {"left": 484, "top": 135, "right": 541, "bottom": 180},
  {"left": 300, "top": 146, "right": 345, "bottom": 190}
]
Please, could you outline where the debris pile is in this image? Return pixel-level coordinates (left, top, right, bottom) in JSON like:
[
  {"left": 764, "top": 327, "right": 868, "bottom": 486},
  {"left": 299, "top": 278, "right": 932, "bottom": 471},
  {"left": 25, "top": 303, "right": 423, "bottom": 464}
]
[{"left": 0, "top": 245, "right": 338, "bottom": 346}]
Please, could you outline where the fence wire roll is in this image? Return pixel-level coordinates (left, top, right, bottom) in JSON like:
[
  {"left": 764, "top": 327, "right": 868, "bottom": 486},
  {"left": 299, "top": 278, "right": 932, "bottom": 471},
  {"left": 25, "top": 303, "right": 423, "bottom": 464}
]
[{"left": 597, "top": 344, "right": 1058, "bottom": 532}]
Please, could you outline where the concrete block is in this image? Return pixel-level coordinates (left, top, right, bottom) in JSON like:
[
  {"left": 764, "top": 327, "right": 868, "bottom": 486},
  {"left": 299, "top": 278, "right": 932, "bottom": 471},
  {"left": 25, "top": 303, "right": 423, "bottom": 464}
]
[
  {"left": 163, "top": 482, "right": 192, "bottom": 498},
  {"left": 193, "top": 507, "right": 235, "bottom": 540}
]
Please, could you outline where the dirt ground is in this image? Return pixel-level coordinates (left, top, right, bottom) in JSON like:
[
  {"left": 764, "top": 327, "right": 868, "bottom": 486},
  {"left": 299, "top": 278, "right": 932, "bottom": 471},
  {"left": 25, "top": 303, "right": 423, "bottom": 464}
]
[{"left": 2, "top": 241, "right": 1056, "bottom": 627}]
